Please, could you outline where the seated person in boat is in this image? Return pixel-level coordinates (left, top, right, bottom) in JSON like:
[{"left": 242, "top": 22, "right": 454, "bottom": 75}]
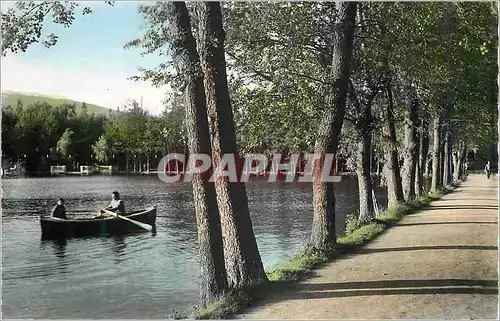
[
  {"left": 51, "top": 198, "right": 67, "bottom": 219},
  {"left": 101, "top": 191, "right": 126, "bottom": 216}
]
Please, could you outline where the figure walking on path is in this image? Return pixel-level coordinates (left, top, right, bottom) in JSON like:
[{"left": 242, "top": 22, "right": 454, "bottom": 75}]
[{"left": 484, "top": 161, "right": 491, "bottom": 179}]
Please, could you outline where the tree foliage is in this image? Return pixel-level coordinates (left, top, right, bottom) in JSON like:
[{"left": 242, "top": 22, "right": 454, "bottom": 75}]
[
  {"left": 1, "top": 1, "right": 114, "bottom": 56},
  {"left": 56, "top": 128, "right": 74, "bottom": 160},
  {"left": 1, "top": 98, "right": 186, "bottom": 172}
]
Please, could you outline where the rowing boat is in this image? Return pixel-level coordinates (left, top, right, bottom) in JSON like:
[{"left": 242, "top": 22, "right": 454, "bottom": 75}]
[{"left": 40, "top": 206, "right": 156, "bottom": 239}]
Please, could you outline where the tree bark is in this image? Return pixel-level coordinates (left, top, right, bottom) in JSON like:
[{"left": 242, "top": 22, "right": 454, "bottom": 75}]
[
  {"left": 443, "top": 133, "right": 453, "bottom": 186},
  {"left": 382, "top": 81, "right": 404, "bottom": 207},
  {"left": 430, "top": 116, "right": 441, "bottom": 192},
  {"left": 453, "top": 147, "right": 460, "bottom": 181},
  {"left": 356, "top": 123, "right": 374, "bottom": 225},
  {"left": 193, "top": 2, "right": 266, "bottom": 288},
  {"left": 416, "top": 118, "right": 429, "bottom": 196},
  {"left": 453, "top": 140, "right": 467, "bottom": 181},
  {"left": 168, "top": 2, "right": 227, "bottom": 304},
  {"left": 439, "top": 137, "right": 445, "bottom": 187},
  {"left": 458, "top": 141, "right": 467, "bottom": 180},
  {"left": 401, "top": 97, "right": 419, "bottom": 200},
  {"left": 309, "top": 2, "right": 357, "bottom": 248},
  {"left": 413, "top": 126, "right": 421, "bottom": 196},
  {"left": 442, "top": 95, "right": 453, "bottom": 186}
]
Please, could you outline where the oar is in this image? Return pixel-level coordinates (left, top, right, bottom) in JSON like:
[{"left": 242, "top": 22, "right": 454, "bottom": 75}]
[{"left": 102, "top": 209, "right": 153, "bottom": 231}]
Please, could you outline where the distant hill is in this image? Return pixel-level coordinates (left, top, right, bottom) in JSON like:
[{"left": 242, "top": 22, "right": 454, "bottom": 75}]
[{"left": 1, "top": 91, "right": 115, "bottom": 116}]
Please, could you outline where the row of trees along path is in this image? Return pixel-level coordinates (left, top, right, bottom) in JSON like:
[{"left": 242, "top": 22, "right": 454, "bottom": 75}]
[{"left": 240, "top": 174, "right": 498, "bottom": 319}]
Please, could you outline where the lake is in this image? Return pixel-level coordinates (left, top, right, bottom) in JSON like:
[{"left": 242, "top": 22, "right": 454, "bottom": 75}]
[{"left": 2, "top": 174, "right": 404, "bottom": 318}]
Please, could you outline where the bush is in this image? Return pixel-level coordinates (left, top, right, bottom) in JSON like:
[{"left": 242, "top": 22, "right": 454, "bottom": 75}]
[{"left": 344, "top": 213, "right": 359, "bottom": 235}]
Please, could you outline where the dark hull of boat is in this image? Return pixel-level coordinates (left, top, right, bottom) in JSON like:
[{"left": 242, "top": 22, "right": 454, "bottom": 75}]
[{"left": 40, "top": 207, "right": 156, "bottom": 239}]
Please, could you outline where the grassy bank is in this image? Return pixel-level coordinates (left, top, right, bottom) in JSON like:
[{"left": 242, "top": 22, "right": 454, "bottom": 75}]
[{"left": 194, "top": 185, "right": 455, "bottom": 319}]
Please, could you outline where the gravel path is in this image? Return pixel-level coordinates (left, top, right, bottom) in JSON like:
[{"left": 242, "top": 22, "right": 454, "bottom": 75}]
[{"left": 240, "top": 174, "right": 498, "bottom": 319}]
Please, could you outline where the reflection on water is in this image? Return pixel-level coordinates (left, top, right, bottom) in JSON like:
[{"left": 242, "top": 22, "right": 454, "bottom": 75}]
[
  {"left": 2, "top": 175, "right": 429, "bottom": 318},
  {"left": 40, "top": 238, "right": 69, "bottom": 275},
  {"left": 51, "top": 238, "right": 67, "bottom": 258},
  {"left": 111, "top": 236, "right": 127, "bottom": 263}
]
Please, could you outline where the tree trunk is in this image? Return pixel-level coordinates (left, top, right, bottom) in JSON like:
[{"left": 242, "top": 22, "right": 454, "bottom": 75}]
[
  {"left": 193, "top": 2, "right": 266, "bottom": 288},
  {"left": 442, "top": 95, "right": 453, "bottom": 186},
  {"left": 458, "top": 141, "right": 467, "bottom": 180},
  {"left": 356, "top": 124, "right": 374, "bottom": 225},
  {"left": 401, "top": 97, "right": 419, "bottom": 200},
  {"left": 430, "top": 116, "right": 441, "bottom": 192},
  {"left": 382, "top": 81, "right": 404, "bottom": 207},
  {"left": 370, "top": 136, "right": 373, "bottom": 174},
  {"left": 416, "top": 118, "right": 429, "bottom": 196},
  {"left": 169, "top": 2, "right": 227, "bottom": 304},
  {"left": 126, "top": 152, "right": 129, "bottom": 173},
  {"left": 415, "top": 153, "right": 420, "bottom": 194},
  {"left": 413, "top": 127, "right": 421, "bottom": 196},
  {"left": 453, "top": 140, "right": 466, "bottom": 181},
  {"left": 443, "top": 134, "right": 453, "bottom": 186},
  {"left": 439, "top": 138, "right": 445, "bottom": 187},
  {"left": 453, "top": 147, "right": 460, "bottom": 182},
  {"left": 309, "top": 2, "right": 357, "bottom": 248}
]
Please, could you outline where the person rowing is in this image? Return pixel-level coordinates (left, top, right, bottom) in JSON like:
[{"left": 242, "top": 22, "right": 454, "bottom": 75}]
[
  {"left": 51, "top": 198, "right": 68, "bottom": 219},
  {"left": 101, "top": 191, "right": 126, "bottom": 217}
]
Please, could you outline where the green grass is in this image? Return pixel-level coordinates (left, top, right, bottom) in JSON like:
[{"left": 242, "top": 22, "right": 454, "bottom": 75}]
[
  {"left": 337, "top": 223, "right": 385, "bottom": 246},
  {"left": 195, "top": 185, "right": 453, "bottom": 319},
  {"left": 195, "top": 290, "right": 253, "bottom": 320},
  {"left": 266, "top": 247, "right": 330, "bottom": 281},
  {"left": 2, "top": 92, "right": 113, "bottom": 116}
]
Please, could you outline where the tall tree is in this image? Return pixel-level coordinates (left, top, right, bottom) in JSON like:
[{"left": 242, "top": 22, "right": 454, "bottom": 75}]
[
  {"left": 416, "top": 116, "right": 429, "bottom": 196},
  {"left": 401, "top": 90, "right": 419, "bottom": 201},
  {"left": 92, "top": 136, "right": 110, "bottom": 164},
  {"left": 56, "top": 128, "right": 74, "bottom": 163},
  {"left": 441, "top": 2, "right": 454, "bottom": 187},
  {"left": 310, "top": 2, "right": 357, "bottom": 247},
  {"left": 192, "top": 1, "right": 267, "bottom": 288},
  {"left": 430, "top": 115, "right": 442, "bottom": 192},
  {"left": 382, "top": 80, "right": 404, "bottom": 206},
  {"left": 344, "top": 2, "right": 389, "bottom": 226},
  {"left": 167, "top": 1, "right": 227, "bottom": 304}
]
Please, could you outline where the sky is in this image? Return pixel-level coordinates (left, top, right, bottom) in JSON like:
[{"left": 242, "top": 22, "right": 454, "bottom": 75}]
[{"left": 1, "top": 1, "right": 169, "bottom": 115}]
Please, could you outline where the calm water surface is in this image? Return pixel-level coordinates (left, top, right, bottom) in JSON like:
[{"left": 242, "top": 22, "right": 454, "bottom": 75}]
[{"left": 2, "top": 175, "right": 398, "bottom": 318}]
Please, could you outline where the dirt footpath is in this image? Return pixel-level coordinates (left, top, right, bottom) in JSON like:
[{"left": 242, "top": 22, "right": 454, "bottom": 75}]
[{"left": 240, "top": 174, "right": 499, "bottom": 319}]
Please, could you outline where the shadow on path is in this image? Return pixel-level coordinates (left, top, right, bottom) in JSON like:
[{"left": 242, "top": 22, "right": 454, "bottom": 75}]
[
  {"left": 355, "top": 245, "right": 498, "bottom": 254},
  {"left": 426, "top": 206, "right": 498, "bottom": 211},
  {"left": 441, "top": 198, "right": 498, "bottom": 201},
  {"left": 295, "top": 279, "right": 498, "bottom": 291},
  {"left": 282, "top": 285, "right": 498, "bottom": 301},
  {"left": 395, "top": 222, "right": 497, "bottom": 227}
]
